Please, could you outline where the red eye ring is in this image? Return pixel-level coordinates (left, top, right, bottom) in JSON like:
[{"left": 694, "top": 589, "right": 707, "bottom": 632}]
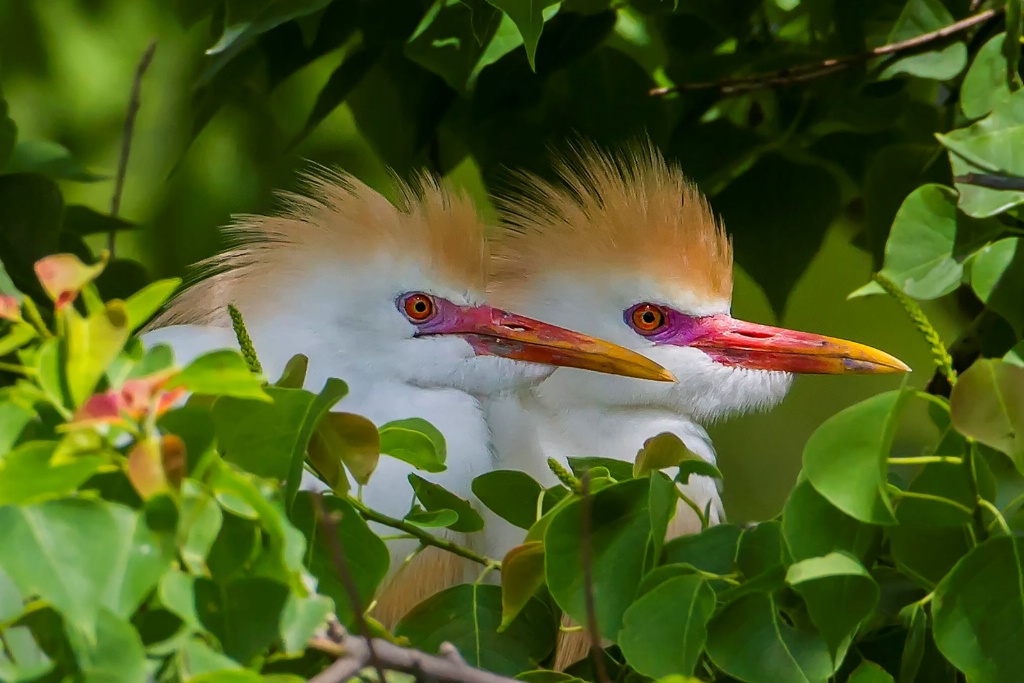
[
  {"left": 630, "top": 303, "right": 667, "bottom": 334},
  {"left": 402, "top": 293, "right": 435, "bottom": 322}
]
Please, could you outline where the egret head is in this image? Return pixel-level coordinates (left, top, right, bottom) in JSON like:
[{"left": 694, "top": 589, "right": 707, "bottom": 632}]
[
  {"left": 490, "top": 142, "right": 908, "bottom": 421},
  {"left": 153, "top": 168, "right": 671, "bottom": 396}
]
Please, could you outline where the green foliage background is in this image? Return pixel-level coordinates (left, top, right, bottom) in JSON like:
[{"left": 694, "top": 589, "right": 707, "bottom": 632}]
[
  {"left": 2, "top": 1, "right": 1024, "bottom": 682},
  {"left": 0, "top": 0, "right": 976, "bottom": 522}
]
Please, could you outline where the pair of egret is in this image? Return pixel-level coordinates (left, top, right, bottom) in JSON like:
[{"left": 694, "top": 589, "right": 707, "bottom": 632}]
[{"left": 143, "top": 143, "right": 906, "bottom": 642}]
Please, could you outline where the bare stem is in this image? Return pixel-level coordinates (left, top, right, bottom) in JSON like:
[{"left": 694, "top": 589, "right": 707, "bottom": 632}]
[
  {"left": 580, "top": 472, "right": 610, "bottom": 683},
  {"left": 311, "top": 494, "right": 387, "bottom": 683},
  {"left": 109, "top": 40, "right": 157, "bottom": 256},
  {"left": 650, "top": 8, "right": 1000, "bottom": 96},
  {"left": 955, "top": 172, "right": 1024, "bottom": 192},
  {"left": 347, "top": 496, "right": 501, "bottom": 570}
]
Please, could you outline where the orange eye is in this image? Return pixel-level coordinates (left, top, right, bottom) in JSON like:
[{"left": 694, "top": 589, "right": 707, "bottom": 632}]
[
  {"left": 631, "top": 304, "right": 666, "bottom": 333},
  {"left": 402, "top": 293, "right": 435, "bottom": 322}
]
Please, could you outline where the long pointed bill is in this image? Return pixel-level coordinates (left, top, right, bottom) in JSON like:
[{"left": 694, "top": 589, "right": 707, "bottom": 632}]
[
  {"left": 683, "top": 315, "right": 909, "bottom": 375},
  {"left": 419, "top": 305, "right": 675, "bottom": 382}
]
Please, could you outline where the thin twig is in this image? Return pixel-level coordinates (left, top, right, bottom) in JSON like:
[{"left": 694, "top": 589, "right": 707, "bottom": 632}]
[
  {"left": 955, "top": 172, "right": 1024, "bottom": 192},
  {"left": 580, "top": 472, "right": 610, "bottom": 683},
  {"left": 309, "top": 629, "right": 519, "bottom": 683},
  {"left": 650, "top": 8, "right": 1000, "bottom": 96},
  {"left": 109, "top": 40, "right": 157, "bottom": 256},
  {"left": 347, "top": 495, "right": 501, "bottom": 570},
  {"left": 311, "top": 494, "right": 387, "bottom": 683}
]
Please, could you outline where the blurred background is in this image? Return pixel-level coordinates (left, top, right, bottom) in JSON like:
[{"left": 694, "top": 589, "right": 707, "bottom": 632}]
[{"left": 0, "top": 0, "right": 965, "bottom": 522}]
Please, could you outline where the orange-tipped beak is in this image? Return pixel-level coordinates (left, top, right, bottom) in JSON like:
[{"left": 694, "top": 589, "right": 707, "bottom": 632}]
[
  {"left": 684, "top": 315, "right": 909, "bottom": 375},
  {"left": 420, "top": 304, "right": 675, "bottom": 382}
]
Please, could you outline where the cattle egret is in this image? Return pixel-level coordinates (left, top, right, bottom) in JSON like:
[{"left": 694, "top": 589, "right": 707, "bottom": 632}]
[
  {"left": 486, "top": 143, "right": 909, "bottom": 666},
  {"left": 142, "top": 169, "right": 673, "bottom": 627}
]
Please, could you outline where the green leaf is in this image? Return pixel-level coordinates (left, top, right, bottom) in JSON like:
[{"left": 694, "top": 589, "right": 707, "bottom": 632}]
[
  {"left": 395, "top": 584, "right": 557, "bottom": 675},
  {"left": 65, "top": 302, "right": 131, "bottom": 407},
  {"left": 406, "top": 0, "right": 502, "bottom": 92},
  {"left": 170, "top": 350, "right": 271, "bottom": 401},
  {"left": 867, "top": 185, "right": 981, "bottom": 299},
  {"left": 408, "top": 473, "right": 485, "bottom": 532},
  {"left": 706, "top": 593, "right": 832, "bottom": 683},
  {"left": 962, "top": 34, "right": 1014, "bottom": 119},
  {"left": 848, "top": 661, "right": 894, "bottom": 683},
  {"left": 783, "top": 477, "right": 880, "bottom": 564},
  {"left": 178, "top": 481, "right": 224, "bottom": 574},
  {"left": 618, "top": 575, "right": 715, "bottom": 678},
  {"left": 473, "top": 470, "right": 544, "bottom": 530},
  {"left": 633, "top": 431, "right": 691, "bottom": 477},
  {"left": 970, "top": 237, "right": 1024, "bottom": 336},
  {"left": 65, "top": 608, "right": 148, "bottom": 683},
  {"left": 123, "top": 278, "right": 181, "bottom": 332},
  {"left": 2, "top": 140, "right": 105, "bottom": 182},
  {"left": 0, "top": 88, "right": 15, "bottom": 168},
  {"left": 273, "top": 354, "right": 308, "bottom": 389},
  {"left": 292, "top": 45, "right": 380, "bottom": 146},
  {"left": 279, "top": 592, "right": 332, "bottom": 655},
  {"left": 879, "top": 0, "right": 966, "bottom": 80},
  {"left": 379, "top": 417, "right": 447, "bottom": 472},
  {"left": 405, "top": 506, "right": 459, "bottom": 527},
  {"left": 194, "top": 577, "right": 290, "bottom": 663},
  {"left": 950, "top": 359, "right": 1024, "bottom": 472},
  {"left": 804, "top": 391, "right": 910, "bottom": 525},
  {"left": 62, "top": 205, "right": 136, "bottom": 236},
  {"left": 500, "top": 541, "right": 545, "bottom": 630},
  {"left": 308, "top": 411, "right": 380, "bottom": 493},
  {"left": 0, "top": 324, "right": 36, "bottom": 357},
  {"left": 213, "top": 379, "right": 348, "bottom": 510},
  {"left": 207, "top": 0, "right": 334, "bottom": 57},
  {"left": 289, "top": 493, "right": 389, "bottom": 627},
  {"left": 713, "top": 153, "right": 842, "bottom": 314},
  {"left": 0, "top": 395, "right": 35, "bottom": 454},
  {"left": 899, "top": 602, "right": 927, "bottom": 683},
  {"left": 786, "top": 552, "right": 880, "bottom": 659},
  {"left": 483, "top": 0, "right": 561, "bottom": 70},
  {"left": 0, "top": 441, "right": 107, "bottom": 505},
  {"left": 0, "top": 499, "right": 173, "bottom": 632},
  {"left": 662, "top": 524, "right": 742, "bottom": 576},
  {"left": 566, "top": 456, "right": 634, "bottom": 482},
  {"left": 933, "top": 536, "right": 1024, "bottom": 683},
  {"left": 1005, "top": 0, "right": 1023, "bottom": 86},
  {"left": 941, "top": 89, "right": 1024, "bottom": 217},
  {"left": 894, "top": 459, "right": 995, "bottom": 527},
  {"left": 545, "top": 478, "right": 651, "bottom": 637}
]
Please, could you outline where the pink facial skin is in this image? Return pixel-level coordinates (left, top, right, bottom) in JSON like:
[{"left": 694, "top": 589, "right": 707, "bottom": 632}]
[
  {"left": 623, "top": 303, "right": 909, "bottom": 375},
  {"left": 397, "top": 293, "right": 674, "bottom": 382}
]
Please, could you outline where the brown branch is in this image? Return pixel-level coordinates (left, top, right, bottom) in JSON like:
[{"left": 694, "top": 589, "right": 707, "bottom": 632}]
[
  {"left": 311, "top": 493, "right": 387, "bottom": 683},
  {"left": 309, "top": 628, "right": 519, "bottom": 683},
  {"left": 580, "top": 472, "right": 610, "bottom": 683},
  {"left": 109, "top": 40, "right": 156, "bottom": 256},
  {"left": 955, "top": 172, "right": 1024, "bottom": 192},
  {"left": 650, "top": 8, "right": 1000, "bottom": 96}
]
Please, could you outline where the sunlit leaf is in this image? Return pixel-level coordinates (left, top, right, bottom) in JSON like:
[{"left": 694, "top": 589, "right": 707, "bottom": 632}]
[
  {"left": 473, "top": 469, "right": 543, "bottom": 530},
  {"left": 933, "top": 536, "right": 1024, "bottom": 682},
  {"left": 122, "top": 278, "right": 181, "bottom": 332},
  {"left": 409, "top": 473, "right": 484, "bottom": 532},
  {"left": 279, "top": 592, "right": 332, "bottom": 655},
  {"left": 950, "top": 359, "right": 1024, "bottom": 472},
  {"left": 500, "top": 541, "right": 545, "bottom": 630},
  {"left": 848, "top": 661, "right": 894, "bottom": 683},
  {"left": 169, "top": 349, "right": 270, "bottom": 401},
  {"left": 879, "top": 0, "right": 966, "bottom": 81},
  {"left": 545, "top": 478, "right": 651, "bottom": 637},
  {"left": 0, "top": 441, "right": 107, "bottom": 505},
  {"left": 941, "top": 89, "right": 1024, "bottom": 217},
  {"left": 970, "top": 237, "right": 1024, "bottom": 336},
  {"left": 962, "top": 34, "right": 1014, "bottom": 119},
  {"left": 0, "top": 499, "right": 173, "bottom": 632},
  {"left": 706, "top": 593, "right": 832, "bottom": 683},
  {"left": 379, "top": 417, "right": 447, "bottom": 473},
  {"left": 483, "top": 0, "right": 560, "bottom": 70},
  {"left": 804, "top": 391, "right": 909, "bottom": 524},
  {"left": 395, "top": 584, "right": 556, "bottom": 675},
  {"left": 619, "top": 575, "right": 715, "bottom": 678},
  {"left": 65, "top": 301, "right": 130, "bottom": 407},
  {"left": 308, "top": 411, "right": 379, "bottom": 490},
  {"left": 786, "top": 552, "right": 879, "bottom": 659},
  {"left": 65, "top": 608, "right": 147, "bottom": 683}
]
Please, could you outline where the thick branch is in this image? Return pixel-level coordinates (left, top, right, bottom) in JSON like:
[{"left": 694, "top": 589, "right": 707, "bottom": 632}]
[
  {"left": 650, "top": 8, "right": 999, "bottom": 96},
  {"left": 309, "top": 629, "right": 518, "bottom": 683},
  {"left": 110, "top": 40, "right": 157, "bottom": 256},
  {"left": 955, "top": 172, "right": 1024, "bottom": 192},
  {"left": 347, "top": 496, "right": 501, "bottom": 570}
]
